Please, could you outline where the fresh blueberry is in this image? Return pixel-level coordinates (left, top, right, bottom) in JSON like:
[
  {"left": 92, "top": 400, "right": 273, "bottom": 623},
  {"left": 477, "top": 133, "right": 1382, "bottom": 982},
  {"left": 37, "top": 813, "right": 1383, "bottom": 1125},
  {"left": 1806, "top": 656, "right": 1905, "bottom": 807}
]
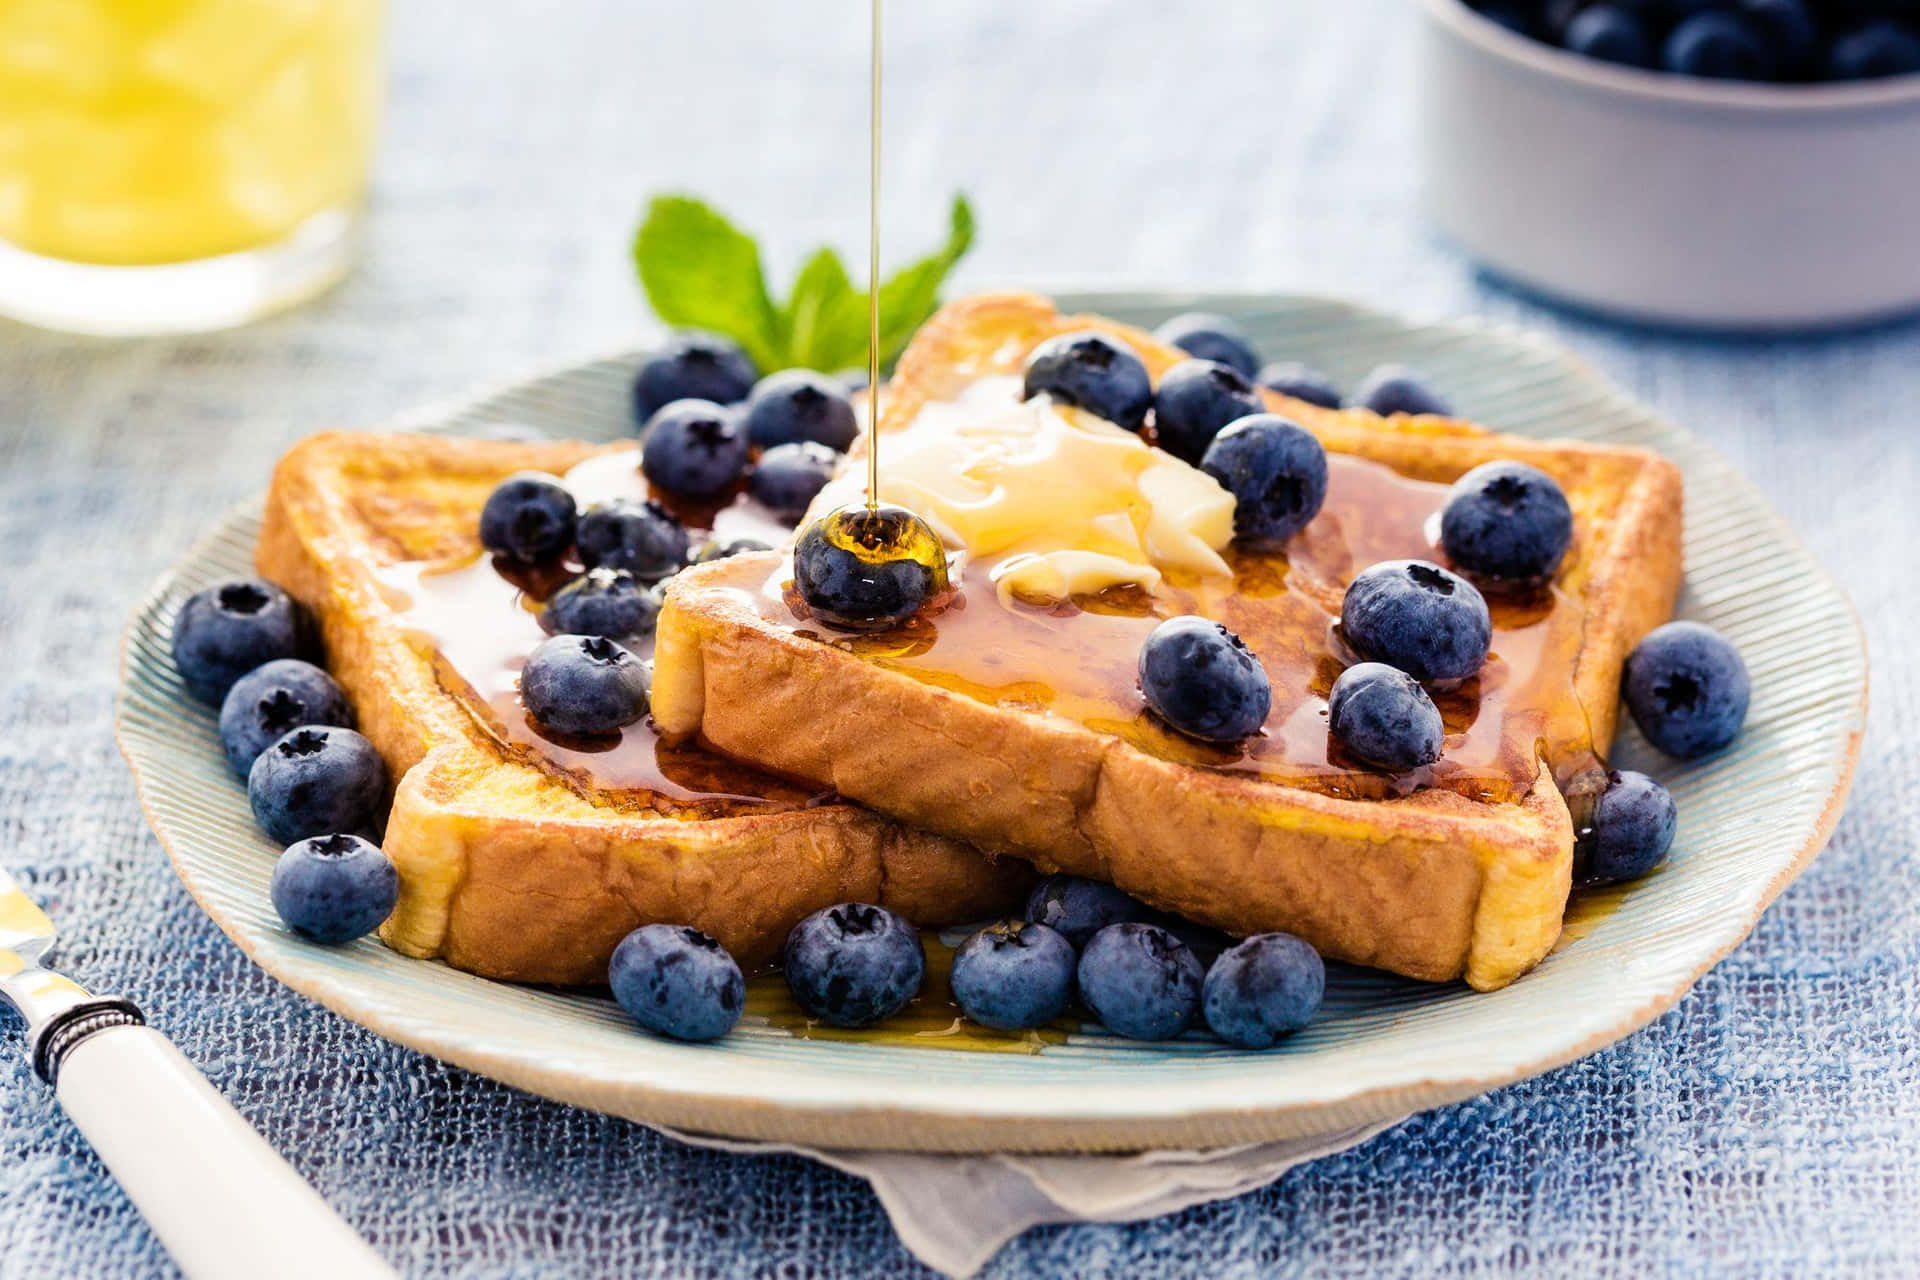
[
  {"left": 1564, "top": 5, "right": 1655, "bottom": 66},
  {"left": 691, "top": 537, "right": 774, "bottom": 564},
  {"left": 750, "top": 442, "right": 838, "bottom": 522},
  {"left": 1827, "top": 20, "right": 1920, "bottom": 80},
  {"left": 1200, "top": 415, "right": 1329, "bottom": 546},
  {"left": 1153, "top": 313, "right": 1260, "bottom": 379},
  {"left": 1354, "top": 365, "right": 1453, "bottom": 418},
  {"left": 640, "top": 399, "right": 751, "bottom": 500},
  {"left": 1076, "top": 923, "right": 1204, "bottom": 1041},
  {"left": 1574, "top": 769, "right": 1678, "bottom": 886},
  {"left": 782, "top": 902, "right": 925, "bottom": 1028},
  {"left": 171, "top": 578, "right": 317, "bottom": 705},
  {"left": 950, "top": 920, "right": 1076, "bottom": 1032},
  {"left": 608, "top": 924, "right": 745, "bottom": 1043},
  {"left": 792, "top": 504, "right": 946, "bottom": 632},
  {"left": 1202, "top": 933, "right": 1325, "bottom": 1049},
  {"left": 576, "top": 498, "right": 689, "bottom": 583},
  {"left": 544, "top": 568, "right": 660, "bottom": 640},
  {"left": 1152, "top": 360, "right": 1265, "bottom": 465},
  {"left": 632, "top": 331, "right": 757, "bottom": 424},
  {"left": 1439, "top": 460, "right": 1575, "bottom": 584},
  {"left": 1023, "top": 875, "right": 1156, "bottom": 950},
  {"left": 1022, "top": 331, "right": 1154, "bottom": 434},
  {"left": 248, "top": 727, "right": 387, "bottom": 846},
  {"left": 742, "top": 369, "right": 860, "bottom": 452},
  {"left": 1341, "top": 560, "right": 1492, "bottom": 684},
  {"left": 218, "top": 659, "right": 353, "bottom": 777},
  {"left": 479, "top": 472, "right": 577, "bottom": 564},
  {"left": 1138, "top": 616, "right": 1272, "bottom": 744},
  {"left": 1739, "top": 0, "right": 1817, "bottom": 76},
  {"left": 1328, "top": 662, "right": 1444, "bottom": 772},
  {"left": 520, "top": 634, "right": 650, "bottom": 737},
  {"left": 269, "top": 834, "right": 398, "bottom": 945},
  {"left": 1257, "top": 361, "right": 1342, "bottom": 409},
  {"left": 1623, "top": 620, "right": 1750, "bottom": 758},
  {"left": 1663, "top": 12, "right": 1774, "bottom": 79}
]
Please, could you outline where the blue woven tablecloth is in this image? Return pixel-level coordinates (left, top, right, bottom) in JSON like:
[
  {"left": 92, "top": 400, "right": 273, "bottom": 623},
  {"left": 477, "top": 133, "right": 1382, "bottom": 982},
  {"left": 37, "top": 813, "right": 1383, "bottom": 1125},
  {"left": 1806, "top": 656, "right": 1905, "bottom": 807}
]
[{"left": 2, "top": 1, "right": 1913, "bottom": 1274}]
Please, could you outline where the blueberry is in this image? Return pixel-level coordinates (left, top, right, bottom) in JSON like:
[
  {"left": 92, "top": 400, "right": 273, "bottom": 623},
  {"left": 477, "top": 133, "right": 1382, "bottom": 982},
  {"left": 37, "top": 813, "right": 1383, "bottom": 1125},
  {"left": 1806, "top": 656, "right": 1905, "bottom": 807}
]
[
  {"left": 750, "top": 442, "right": 838, "bottom": 522},
  {"left": 950, "top": 920, "right": 1076, "bottom": 1031},
  {"left": 742, "top": 369, "right": 860, "bottom": 452},
  {"left": 1138, "top": 616, "right": 1271, "bottom": 744},
  {"left": 479, "top": 472, "right": 577, "bottom": 564},
  {"left": 1623, "top": 620, "right": 1749, "bottom": 758},
  {"left": 1663, "top": 12, "right": 1774, "bottom": 79},
  {"left": 1257, "top": 361, "right": 1342, "bottom": 409},
  {"left": 1022, "top": 331, "right": 1154, "bottom": 434},
  {"left": 1076, "top": 923, "right": 1204, "bottom": 1041},
  {"left": 640, "top": 399, "right": 751, "bottom": 500},
  {"left": 1439, "top": 460, "right": 1575, "bottom": 584},
  {"left": 544, "top": 568, "right": 660, "bottom": 640},
  {"left": 171, "top": 578, "right": 317, "bottom": 705},
  {"left": 520, "top": 634, "right": 650, "bottom": 737},
  {"left": 632, "top": 331, "right": 757, "bottom": 424},
  {"left": 609, "top": 924, "right": 745, "bottom": 1043},
  {"left": 1202, "top": 933, "right": 1325, "bottom": 1049},
  {"left": 1739, "top": 0, "right": 1817, "bottom": 76},
  {"left": 248, "top": 727, "right": 387, "bottom": 846},
  {"left": 1200, "top": 415, "right": 1329, "bottom": 546},
  {"left": 1354, "top": 365, "right": 1452, "bottom": 418},
  {"left": 269, "top": 834, "right": 398, "bottom": 944},
  {"left": 691, "top": 537, "right": 774, "bottom": 564},
  {"left": 1827, "top": 20, "right": 1920, "bottom": 80},
  {"left": 218, "top": 659, "right": 353, "bottom": 777},
  {"left": 1341, "top": 560, "right": 1492, "bottom": 684},
  {"left": 1564, "top": 5, "right": 1655, "bottom": 66},
  {"left": 576, "top": 498, "right": 689, "bottom": 583},
  {"left": 1574, "top": 769, "right": 1677, "bottom": 886},
  {"left": 782, "top": 902, "right": 925, "bottom": 1028},
  {"left": 1152, "top": 359, "right": 1265, "bottom": 465},
  {"left": 1328, "top": 662, "right": 1444, "bottom": 772},
  {"left": 793, "top": 504, "right": 947, "bottom": 632},
  {"left": 1023, "top": 875, "right": 1156, "bottom": 950},
  {"left": 1153, "top": 313, "right": 1260, "bottom": 379}
]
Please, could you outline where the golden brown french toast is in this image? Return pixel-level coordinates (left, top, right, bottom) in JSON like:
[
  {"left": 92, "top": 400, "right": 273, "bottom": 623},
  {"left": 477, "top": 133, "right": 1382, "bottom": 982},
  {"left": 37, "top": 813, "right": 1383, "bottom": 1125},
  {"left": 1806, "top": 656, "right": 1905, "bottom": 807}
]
[
  {"left": 255, "top": 431, "right": 1029, "bottom": 986},
  {"left": 652, "top": 293, "right": 1684, "bottom": 990}
]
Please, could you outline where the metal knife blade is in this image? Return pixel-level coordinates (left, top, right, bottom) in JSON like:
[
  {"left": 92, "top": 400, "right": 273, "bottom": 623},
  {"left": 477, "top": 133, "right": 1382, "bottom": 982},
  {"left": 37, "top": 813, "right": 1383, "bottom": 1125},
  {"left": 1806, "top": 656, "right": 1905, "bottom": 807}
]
[{"left": 0, "top": 864, "right": 94, "bottom": 1029}]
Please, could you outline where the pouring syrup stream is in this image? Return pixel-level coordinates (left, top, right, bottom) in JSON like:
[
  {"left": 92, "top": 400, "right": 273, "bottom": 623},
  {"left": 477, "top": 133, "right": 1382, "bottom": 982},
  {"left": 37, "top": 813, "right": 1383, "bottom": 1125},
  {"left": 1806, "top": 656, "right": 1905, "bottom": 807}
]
[{"left": 865, "top": 0, "right": 883, "bottom": 513}]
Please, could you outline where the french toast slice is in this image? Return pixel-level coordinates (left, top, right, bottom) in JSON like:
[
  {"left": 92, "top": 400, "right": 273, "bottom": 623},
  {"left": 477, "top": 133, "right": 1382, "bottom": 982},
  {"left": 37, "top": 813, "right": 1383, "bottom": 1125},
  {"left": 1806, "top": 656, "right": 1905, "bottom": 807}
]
[
  {"left": 653, "top": 293, "right": 1684, "bottom": 991},
  {"left": 255, "top": 431, "right": 1028, "bottom": 986}
]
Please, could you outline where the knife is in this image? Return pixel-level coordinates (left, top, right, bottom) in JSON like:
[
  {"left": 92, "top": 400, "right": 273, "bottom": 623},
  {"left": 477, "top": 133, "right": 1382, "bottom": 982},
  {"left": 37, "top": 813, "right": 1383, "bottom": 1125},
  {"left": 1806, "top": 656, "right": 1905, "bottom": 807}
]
[{"left": 1, "top": 864, "right": 395, "bottom": 1279}]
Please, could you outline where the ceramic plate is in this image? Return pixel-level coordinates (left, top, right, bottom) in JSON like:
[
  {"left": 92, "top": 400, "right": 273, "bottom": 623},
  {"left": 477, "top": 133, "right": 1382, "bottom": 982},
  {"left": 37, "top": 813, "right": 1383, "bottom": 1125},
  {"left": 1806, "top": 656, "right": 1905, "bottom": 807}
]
[{"left": 117, "top": 293, "right": 1866, "bottom": 1153}]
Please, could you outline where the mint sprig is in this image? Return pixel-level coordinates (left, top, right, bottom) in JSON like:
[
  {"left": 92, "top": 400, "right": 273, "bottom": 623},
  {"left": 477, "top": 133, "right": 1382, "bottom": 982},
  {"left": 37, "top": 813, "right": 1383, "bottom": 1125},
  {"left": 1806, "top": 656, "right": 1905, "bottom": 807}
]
[{"left": 633, "top": 193, "right": 974, "bottom": 375}]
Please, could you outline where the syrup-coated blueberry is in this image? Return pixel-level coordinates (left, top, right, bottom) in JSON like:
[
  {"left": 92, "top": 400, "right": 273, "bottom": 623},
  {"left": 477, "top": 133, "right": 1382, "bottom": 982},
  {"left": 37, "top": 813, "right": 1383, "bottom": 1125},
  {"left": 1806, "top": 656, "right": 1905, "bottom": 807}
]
[
  {"left": 248, "top": 726, "right": 387, "bottom": 846},
  {"left": 1202, "top": 933, "right": 1325, "bottom": 1049},
  {"left": 1138, "top": 616, "right": 1272, "bottom": 744},
  {"left": 1152, "top": 359, "right": 1266, "bottom": 465},
  {"left": 1439, "top": 460, "right": 1575, "bottom": 584},
  {"left": 1153, "top": 313, "right": 1260, "bottom": 379},
  {"left": 479, "top": 472, "right": 577, "bottom": 564},
  {"left": 1200, "top": 415, "right": 1329, "bottom": 546},
  {"left": 1257, "top": 361, "right": 1342, "bottom": 410},
  {"left": 1077, "top": 923, "right": 1204, "bottom": 1042},
  {"left": 743, "top": 369, "right": 860, "bottom": 452},
  {"left": 1023, "top": 875, "right": 1157, "bottom": 951},
  {"left": 609, "top": 924, "right": 746, "bottom": 1043},
  {"left": 1575, "top": 769, "right": 1678, "bottom": 886},
  {"left": 1564, "top": 5, "right": 1655, "bottom": 66},
  {"left": 792, "top": 506, "right": 945, "bottom": 632},
  {"left": 1022, "top": 331, "right": 1154, "bottom": 434},
  {"left": 782, "top": 902, "right": 925, "bottom": 1028},
  {"left": 1827, "top": 20, "right": 1920, "bottom": 80},
  {"left": 950, "top": 920, "right": 1076, "bottom": 1032},
  {"left": 520, "top": 634, "right": 650, "bottom": 737},
  {"left": 1663, "top": 11, "right": 1773, "bottom": 79},
  {"left": 270, "top": 834, "right": 398, "bottom": 945},
  {"left": 1623, "top": 621, "right": 1749, "bottom": 758},
  {"left": 219, "top": 658, "right": 354, "bottom": 777},
  {"left": 632, "top": 331, "right": 757, "bottom": 423},
  {"left": 1328, "top": 662, "right": 1445, "bottom": 772},
  {"left": 1355, "top": 365, "right": 1453, "bottom": 418},
  {"left": 640, "top": 399, "right": 751, "bottom": 500},
  {"left": 172, "top": 578, "right": 317, "bottom": 705},
  {"left": 1342, "top": 560, "right": 1492, "bottom": 684},
  {"left": 750, "top": 442, "right": 838, "bottom": 522},
  {"left": 576, "top": 498, "right": 689, "bottom": 584},
  {"left": 544, "top": 568, "right": 660, "bottom": 640}
]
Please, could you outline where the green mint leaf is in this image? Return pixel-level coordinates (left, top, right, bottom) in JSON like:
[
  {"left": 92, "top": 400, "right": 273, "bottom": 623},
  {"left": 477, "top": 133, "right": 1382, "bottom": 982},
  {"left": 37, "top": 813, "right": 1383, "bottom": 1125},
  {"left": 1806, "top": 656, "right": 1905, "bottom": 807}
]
[
  {"left": 780, "top": 247, "right": 869, "bottom": 374},
  {"left": 873, "top": 194, "right": 976, "bottom": 365},
  {"left": 633, "top": 195, "right": 783, "bottom": 372}
]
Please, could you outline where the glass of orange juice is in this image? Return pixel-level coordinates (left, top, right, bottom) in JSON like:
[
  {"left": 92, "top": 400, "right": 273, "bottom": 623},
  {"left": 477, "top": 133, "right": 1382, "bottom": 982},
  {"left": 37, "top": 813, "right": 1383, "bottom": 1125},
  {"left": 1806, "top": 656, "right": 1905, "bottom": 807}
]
[{"left": 0, "top": 0, "right": 382, "bottom": 334}]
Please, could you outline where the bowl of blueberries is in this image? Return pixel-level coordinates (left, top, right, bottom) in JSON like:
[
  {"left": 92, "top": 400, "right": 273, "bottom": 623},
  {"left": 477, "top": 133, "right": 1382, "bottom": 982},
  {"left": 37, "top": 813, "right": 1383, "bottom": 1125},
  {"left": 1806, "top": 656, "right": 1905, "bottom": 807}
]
[{"left": 1422, "top": 0, "right": 1920, "bottom": 329}]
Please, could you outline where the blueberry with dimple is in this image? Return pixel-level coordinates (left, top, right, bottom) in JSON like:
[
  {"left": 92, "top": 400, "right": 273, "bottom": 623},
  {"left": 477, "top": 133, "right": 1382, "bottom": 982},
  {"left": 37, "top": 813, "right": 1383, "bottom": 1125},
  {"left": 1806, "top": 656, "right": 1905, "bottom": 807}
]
[
  {"left": 520, "top": 634, "right": 650, "bottom": 737},
  {"left": 1328, "top": 662, "right": 1444, "bottom": 772},
  {"left": 743, "top": 369, "right": 860, "bottom": 452},
  {"left": 750, "top": 442, "right": 838, "bottom": 522},
  {"left": 172, "top": 578, "right": 317, "bottom": 705},
  {"left": 950, "top": 920, "right": 1076, "bottom": 1032},
  {"left": 609, "top": 924, "right": 746, "bottom": 1043},
  {"left": 1574, "top": 770, "right": 1677, "bottom": 887},
  {"left": 248, "top": 726, "right": 387, "bottom": 846},
  {"left": 640, "top": 399, "right": 751, "bottom": 500},
  {"left": 1077, "top": 923, "right": 1204, "bottom": 1041},
  {"left": 793, "top": 504, "right": 947, "bottom": 632},
  {"left": 1200, "top": 415, "right": 1328, "bottom": 546},
  {"left": 219, "top": 658, "right": 354, "bottom": 777},
  {"left": 632, "top": 331, "right": 757, "bottom": 424},
  {"left": 1022, "top": 331, "right": 1154, "bottom": 434},
  {"left": 270, "top": 834, "right": 398, "bottom": 945},
  {"left": 1342, "top": 560, "right": 1491, "bottom": 684},
  {"left": 1439, "top": 460, "right": 1575, "bottom": 584},
  {"left": 1354, "top": 365, "right": 1452, "bottom": 418},
  {"left": 479, "top": 472, "right": 577, "bottom": 564},
  {"left": 1153, "top": 359, "right": 1265, "bottom": 465},
  {"left": 1138, "top": 616, "right": 1271, "bottom": 744},
  {"left": 1153, "top": 313, "right": 1260, "bottom": 379},
  {"left": 576, "top": 498, "right": 689, "bottom": 583},
  {"left": 544, "top": 568, "right": 660, "bottom": 640},
  {"left": 1827, "top": 20, "right": 1920, "bottom": 80},
  {"left": 691, "top": 537, "right": 774, "bottom": 565},
  {"left": 1664, "top": 12, "right": 1773, "bottom": 79},
  {"left": 1023, "top": 875, "right": 1156, "bottom": 950},
  {"left": 782, "top": 902, "right": 925, "bottom": 1028},
  {"left": 1564, "top": 5, "right": 1655, "bottom": 66},
  {"left": 1257, "top": 361, "right": 1342, "bottom": 410},
  {"left": 1623, "top": 621, "right": 1749, "bottom": 758},
  {"left": 1202, "top": 933, "right": 1325, "bottom": 1049}
]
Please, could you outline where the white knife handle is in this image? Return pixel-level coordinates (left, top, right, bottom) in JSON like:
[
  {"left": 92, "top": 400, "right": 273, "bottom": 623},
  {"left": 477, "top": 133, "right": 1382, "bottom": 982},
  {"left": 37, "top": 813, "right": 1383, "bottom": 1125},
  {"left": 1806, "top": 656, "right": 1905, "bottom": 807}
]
[{"left": 52, "top": 1023, "right": 394, "bottom": 1280}]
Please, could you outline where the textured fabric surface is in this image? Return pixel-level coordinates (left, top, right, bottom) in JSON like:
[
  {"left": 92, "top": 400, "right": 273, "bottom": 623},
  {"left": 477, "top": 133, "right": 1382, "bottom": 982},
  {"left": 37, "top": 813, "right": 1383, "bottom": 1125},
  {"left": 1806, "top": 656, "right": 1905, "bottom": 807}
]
[{"left": 0, "top": 0, "right": 1914, "bottom": 1274}]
